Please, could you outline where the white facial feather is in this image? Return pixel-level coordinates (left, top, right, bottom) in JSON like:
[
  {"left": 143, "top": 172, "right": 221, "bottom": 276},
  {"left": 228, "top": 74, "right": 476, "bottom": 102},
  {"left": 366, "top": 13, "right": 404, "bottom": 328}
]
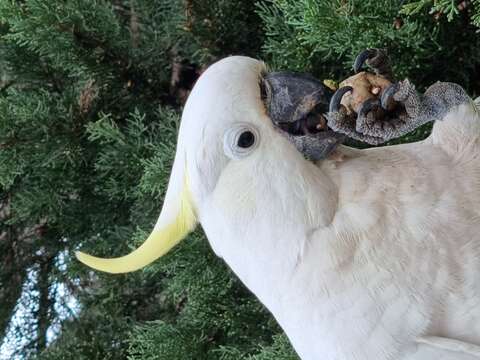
[{"left": 174, "top": 57, "right": 480, "bottom": 360}]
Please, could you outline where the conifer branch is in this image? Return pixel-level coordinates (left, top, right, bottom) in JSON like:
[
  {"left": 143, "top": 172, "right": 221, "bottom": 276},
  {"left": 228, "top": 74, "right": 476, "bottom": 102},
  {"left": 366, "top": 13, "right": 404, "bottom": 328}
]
[{"left": 0, "top": 80, "right": 14, "bottom": 94}]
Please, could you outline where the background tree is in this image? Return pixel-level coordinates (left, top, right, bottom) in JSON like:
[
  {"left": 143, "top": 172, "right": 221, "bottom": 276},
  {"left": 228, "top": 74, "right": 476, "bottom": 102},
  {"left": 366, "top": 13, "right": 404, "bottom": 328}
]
[{"left": 0, "top": 1, "right": 479, "bottom": 359}]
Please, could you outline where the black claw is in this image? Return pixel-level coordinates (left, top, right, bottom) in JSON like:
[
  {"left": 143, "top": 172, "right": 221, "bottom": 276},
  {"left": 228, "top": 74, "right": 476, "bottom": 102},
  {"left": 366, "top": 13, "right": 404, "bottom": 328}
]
[
  {"left": 381, "top": 83, "right": 399, "bottom": 110},
  {"left": 329, "top": 86, "right": 353, "bottom": 113},
  {"left": 353, "top": 49, "right": 377, "bottom": 73},
  {"left": 358, "top": 98, "right": 380, "bottom": 116}
]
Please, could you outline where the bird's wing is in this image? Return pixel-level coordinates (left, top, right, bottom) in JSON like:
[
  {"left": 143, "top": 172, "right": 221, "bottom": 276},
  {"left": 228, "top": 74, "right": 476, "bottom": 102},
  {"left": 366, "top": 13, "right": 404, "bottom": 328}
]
[{"left": 416, "top": 336, "right": 480, "bottom": 359}]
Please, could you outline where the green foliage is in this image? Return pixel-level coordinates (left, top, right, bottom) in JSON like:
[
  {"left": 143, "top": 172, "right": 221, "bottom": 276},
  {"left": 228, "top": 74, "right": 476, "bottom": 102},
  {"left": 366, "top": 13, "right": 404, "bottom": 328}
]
[
  {"left": 471, "top": 0, "right": 480, "bottom": 27},
  {"left": 126, "top": 233, "right": 280, "bottom": 360},
  {"left": 258, "top": 0, "right": 480, "bottom": 94},
  {"left": 181, "top": 0, "right": 265, "bottom": 63},
  {"left": 2, "top": 0, "right": 480, "bottom": 359},
  {"left": 400, "top": 0, "right": 480, "bottom": 32},
  {"left": 0, "top": 0, "right": 274, "bottom": 359},
  {"left": 401, "top": 0, "right": 460, "bottom": 21}
]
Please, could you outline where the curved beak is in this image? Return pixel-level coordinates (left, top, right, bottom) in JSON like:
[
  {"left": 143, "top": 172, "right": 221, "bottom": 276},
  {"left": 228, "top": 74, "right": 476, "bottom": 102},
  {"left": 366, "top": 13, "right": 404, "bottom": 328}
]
[
  {"left": 263, "top": 71, "right": 333, "bottom": 133},
  {"left": 262, "top": 72, "right": 344, "bottom": 160},
  {"left": 76, "top": 152, "right": 198, "bottom": 274}
]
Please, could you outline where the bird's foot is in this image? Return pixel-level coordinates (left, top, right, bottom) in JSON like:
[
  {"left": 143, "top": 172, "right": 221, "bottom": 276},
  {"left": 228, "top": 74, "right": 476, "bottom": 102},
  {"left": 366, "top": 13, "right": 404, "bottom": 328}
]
[
  {"left": 327, "top": 48, "right": 471, "bottom": 145},
  {"left": 353, "top": 79, "right": 419, "bottom": 141}
]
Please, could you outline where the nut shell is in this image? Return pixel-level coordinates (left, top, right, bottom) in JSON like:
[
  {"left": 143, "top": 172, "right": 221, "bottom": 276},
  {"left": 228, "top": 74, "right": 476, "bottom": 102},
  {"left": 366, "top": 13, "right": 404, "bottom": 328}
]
[{"left": 339, "top": 72, "right": 392, "bottom": 114}]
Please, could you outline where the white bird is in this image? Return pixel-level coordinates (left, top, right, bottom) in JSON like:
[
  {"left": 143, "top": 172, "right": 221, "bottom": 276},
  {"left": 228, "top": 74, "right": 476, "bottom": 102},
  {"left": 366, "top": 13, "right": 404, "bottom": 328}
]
[{"left": 77, "top": 56, "right": 480, "bottom": 360}]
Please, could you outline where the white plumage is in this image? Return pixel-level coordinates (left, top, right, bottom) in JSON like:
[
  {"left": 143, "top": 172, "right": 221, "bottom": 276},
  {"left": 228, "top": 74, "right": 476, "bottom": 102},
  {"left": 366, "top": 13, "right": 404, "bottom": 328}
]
[{"left": 78, "top": 56, "right": 480, "bottom": 359}]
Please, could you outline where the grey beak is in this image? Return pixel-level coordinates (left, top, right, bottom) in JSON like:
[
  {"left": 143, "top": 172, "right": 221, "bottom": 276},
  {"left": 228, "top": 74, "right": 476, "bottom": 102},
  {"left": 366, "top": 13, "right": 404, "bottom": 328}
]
[
  {"left": 262, "top": 72, "right": 344, "bottom": 160},
  {"left": 262, "top": 71, "right": 333, "bottom": 133}
]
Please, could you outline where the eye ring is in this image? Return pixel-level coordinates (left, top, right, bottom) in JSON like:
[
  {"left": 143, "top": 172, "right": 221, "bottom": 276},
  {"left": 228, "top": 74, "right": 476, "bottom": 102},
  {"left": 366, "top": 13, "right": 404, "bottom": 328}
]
[{"left": 223, "top": 123, "right": 260, "bottom": 159}]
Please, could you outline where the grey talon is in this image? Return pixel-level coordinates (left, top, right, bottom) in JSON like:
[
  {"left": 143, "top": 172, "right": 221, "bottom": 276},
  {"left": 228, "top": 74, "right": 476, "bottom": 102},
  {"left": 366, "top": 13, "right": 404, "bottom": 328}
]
[
  {"left": 329, "top": 86, "right": 353, "bottom": 113},
  {"left": 381, "top": 83, "right": 399, "bottom": 110},
  {"left": 354, "top": 48, "right": 394, "bottom": 80},
  {"left": 353, "top": 49, "right": 376, "bottom": 73},
  {"left": 358, "top": 98, "right": 380, "bottom": 116}
]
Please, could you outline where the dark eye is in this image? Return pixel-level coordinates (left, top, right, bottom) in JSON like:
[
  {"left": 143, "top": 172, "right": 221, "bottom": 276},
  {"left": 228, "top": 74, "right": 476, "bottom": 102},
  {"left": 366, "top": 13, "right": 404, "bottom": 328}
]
[
  {"left": 223, "top": 124, "right": 259, "bottom": 159},
  {"left": 237, "top": 131, "right": 255, "bottom": 148}
]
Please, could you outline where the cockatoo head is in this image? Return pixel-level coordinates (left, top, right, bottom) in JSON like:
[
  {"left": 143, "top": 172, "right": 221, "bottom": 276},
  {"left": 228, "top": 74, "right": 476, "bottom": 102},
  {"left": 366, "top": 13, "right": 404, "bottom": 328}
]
[{"left": 76, "top": 56, "right": 337, "bottom": 282}]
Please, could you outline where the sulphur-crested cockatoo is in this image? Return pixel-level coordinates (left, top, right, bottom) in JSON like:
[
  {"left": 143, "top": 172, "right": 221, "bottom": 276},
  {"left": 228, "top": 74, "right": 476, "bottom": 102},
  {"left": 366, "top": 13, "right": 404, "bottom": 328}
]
[{"left": 77, "top": 56, "right": 480, "bottom": 360}]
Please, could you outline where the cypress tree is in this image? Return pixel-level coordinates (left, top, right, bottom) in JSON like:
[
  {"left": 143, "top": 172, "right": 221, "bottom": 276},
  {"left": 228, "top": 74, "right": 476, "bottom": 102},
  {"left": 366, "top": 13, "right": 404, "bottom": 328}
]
[{"left": 1, "top": 1, "right": 480, "bottom": 359}]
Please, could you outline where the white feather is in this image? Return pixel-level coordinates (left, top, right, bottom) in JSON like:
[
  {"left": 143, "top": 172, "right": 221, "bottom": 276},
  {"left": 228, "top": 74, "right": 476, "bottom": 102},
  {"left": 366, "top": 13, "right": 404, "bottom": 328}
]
[
  {"left": 418, "top": 336, "right": 480, "bottom": 357},
  {"left": 178, "top": 56, "right": 480, "bottom": 360}
]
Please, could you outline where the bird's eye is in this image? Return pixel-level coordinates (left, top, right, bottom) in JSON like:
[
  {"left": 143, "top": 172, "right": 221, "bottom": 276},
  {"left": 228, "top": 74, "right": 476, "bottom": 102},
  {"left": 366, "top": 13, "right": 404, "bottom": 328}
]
[
  {"left": 223, "top": 124, "right": 260, "bottom": 159},
  {"left": 237, "top": 131, "right": 255, "bottom": 148}
]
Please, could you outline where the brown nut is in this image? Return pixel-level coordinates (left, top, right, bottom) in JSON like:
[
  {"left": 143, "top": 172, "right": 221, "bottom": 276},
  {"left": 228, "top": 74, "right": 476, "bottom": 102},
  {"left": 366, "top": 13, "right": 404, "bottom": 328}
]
[{"left": 339, "top": 72, "right": 393, "bottom": 114}]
